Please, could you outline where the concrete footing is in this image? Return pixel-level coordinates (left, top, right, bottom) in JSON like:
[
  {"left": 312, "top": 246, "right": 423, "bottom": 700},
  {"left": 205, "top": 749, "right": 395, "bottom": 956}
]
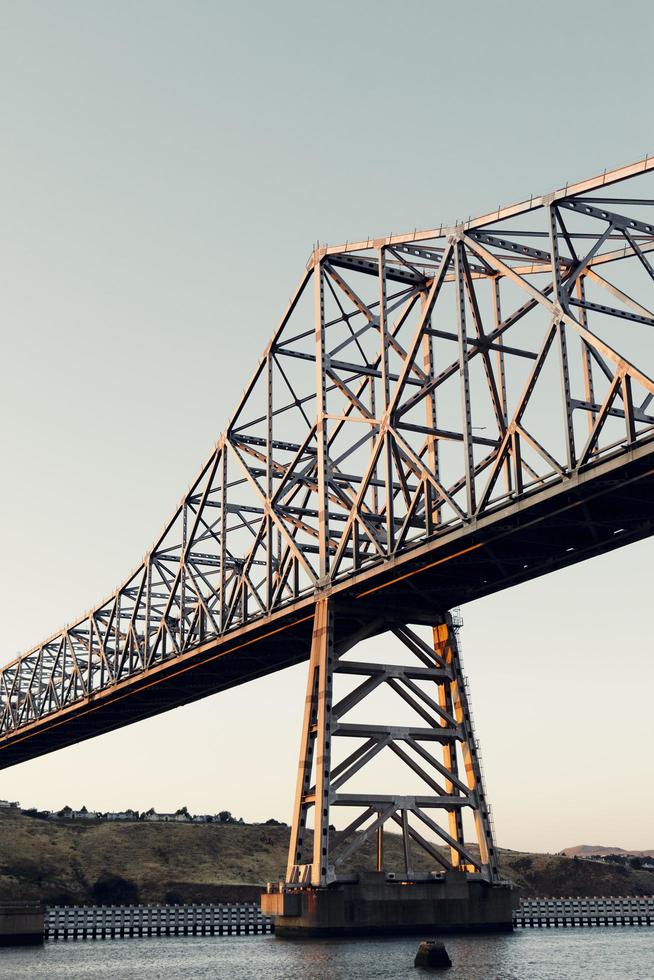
[
  {"left": 0, "top": 903, "right": 44, "bottom": 946},
  {"left": 262, "top": 871, "right": 516, "bottom": 937}
]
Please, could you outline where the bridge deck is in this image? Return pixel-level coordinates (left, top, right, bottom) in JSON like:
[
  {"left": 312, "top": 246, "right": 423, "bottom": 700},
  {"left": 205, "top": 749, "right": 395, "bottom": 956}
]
[{"left": 2, "top": 436, "right": 652, "bottom": 770}]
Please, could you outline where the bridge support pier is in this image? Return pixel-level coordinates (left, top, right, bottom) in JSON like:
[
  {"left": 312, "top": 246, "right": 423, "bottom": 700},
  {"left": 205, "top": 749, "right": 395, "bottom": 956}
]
[
  {"left": 262, "top": 599, "right": 516, "bottom": 935},
  {"left": 0, "top": 904, "right": 44, "bottom": 946}
]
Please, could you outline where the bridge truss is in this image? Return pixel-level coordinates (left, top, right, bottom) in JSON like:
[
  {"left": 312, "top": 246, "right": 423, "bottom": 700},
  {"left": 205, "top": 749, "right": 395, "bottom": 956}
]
[
  {"left": 4, "top": 157, "right": 654, "bottom": 740},
  {"left": 2, "top": 159, "right": 654, "bottom": 892},
  {"left": 286, "top": 604, "right": 499, "bottom": 886}
]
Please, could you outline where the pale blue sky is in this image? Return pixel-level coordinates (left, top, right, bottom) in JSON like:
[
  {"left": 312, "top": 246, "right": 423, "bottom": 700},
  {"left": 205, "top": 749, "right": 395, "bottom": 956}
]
[{"left": 1, "top": 1, "right": 652, "bottom": 852}]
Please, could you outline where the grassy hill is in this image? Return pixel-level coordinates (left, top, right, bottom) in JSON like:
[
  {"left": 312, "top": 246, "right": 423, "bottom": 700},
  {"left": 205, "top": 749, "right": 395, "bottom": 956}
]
[
  {"left": 1, "top": 809, "right": 652, "bottom": 906},
  {"left": 561, "top": 844, "right": 654, "bottom": 859}
]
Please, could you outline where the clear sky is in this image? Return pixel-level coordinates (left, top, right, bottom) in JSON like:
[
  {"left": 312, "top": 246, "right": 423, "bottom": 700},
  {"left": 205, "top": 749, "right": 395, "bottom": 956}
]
[{"left": 0, "top": 0, "right": 652, "bottom": 854}]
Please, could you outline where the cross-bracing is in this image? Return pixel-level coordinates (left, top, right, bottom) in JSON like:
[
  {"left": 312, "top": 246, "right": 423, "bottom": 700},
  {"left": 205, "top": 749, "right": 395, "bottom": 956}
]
[{"left": 3, "top": 158, "right": 654, "bottom": 896}]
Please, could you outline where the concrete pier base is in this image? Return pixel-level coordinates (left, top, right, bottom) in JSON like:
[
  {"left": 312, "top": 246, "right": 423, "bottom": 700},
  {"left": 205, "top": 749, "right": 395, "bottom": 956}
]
[
  {"left": 262, "top": 872, "right": 516, "bottom": 937},
  {"left": 0, "top": 903, "right": 44, "bottom": 946}
]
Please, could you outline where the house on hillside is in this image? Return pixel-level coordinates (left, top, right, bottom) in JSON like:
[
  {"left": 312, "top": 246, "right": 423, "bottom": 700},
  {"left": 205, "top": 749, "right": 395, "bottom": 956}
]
[
  {"left": 141, "top": 808, "right": 192, "bottom": 823},
  {"left": 0, "top": 800, "right": 19, "bottom": 809},
  {"left": 104, "top": 808, "right": 139, "bottom": 821},
  {"left": 71, "top": 808, "right": 99, "bottom": 820}
]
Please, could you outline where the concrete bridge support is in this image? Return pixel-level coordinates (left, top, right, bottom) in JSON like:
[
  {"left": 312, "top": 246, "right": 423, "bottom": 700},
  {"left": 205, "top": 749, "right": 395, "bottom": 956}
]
[{"left": 0, "top": 903, "right": 44, "bottom": 946}]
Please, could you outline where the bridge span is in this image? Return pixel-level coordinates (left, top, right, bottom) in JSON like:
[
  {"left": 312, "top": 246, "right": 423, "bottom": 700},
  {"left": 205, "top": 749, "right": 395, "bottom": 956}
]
[
  {"left": 1, "top": 436, "right": 653, "bottom": 770},
  {"left": 3, "top": 157, "right": 654, "bottom": 933}
]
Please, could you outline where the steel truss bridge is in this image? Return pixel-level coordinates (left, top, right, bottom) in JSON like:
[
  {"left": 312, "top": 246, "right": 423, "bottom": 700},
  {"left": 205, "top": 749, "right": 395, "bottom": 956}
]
[{"left": 3, "top": 158, "right": 654, "bottom": 888}]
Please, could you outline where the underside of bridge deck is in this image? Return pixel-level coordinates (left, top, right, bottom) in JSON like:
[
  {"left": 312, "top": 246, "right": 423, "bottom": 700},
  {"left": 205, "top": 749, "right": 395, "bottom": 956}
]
[{"left": 1, "top": 435, "right": 652, "bottom": 770}]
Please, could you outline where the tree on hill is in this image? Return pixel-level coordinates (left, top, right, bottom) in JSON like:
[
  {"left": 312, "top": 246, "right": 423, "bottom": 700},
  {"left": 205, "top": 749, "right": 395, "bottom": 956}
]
[{"left": 91, "top": 872, "right": 139, "bottom": 905}]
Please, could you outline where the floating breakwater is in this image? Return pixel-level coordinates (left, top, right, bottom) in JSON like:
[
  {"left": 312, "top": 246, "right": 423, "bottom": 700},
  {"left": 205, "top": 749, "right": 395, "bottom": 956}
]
[
  {"left": 44, "top": 895, "right": 654, "bottom": 942},
  {"left": 514, "top": 896, "right": 654, "bottom": 927},
  {"left": 45, "top": 902, "right": 272, "bottom": 941}
]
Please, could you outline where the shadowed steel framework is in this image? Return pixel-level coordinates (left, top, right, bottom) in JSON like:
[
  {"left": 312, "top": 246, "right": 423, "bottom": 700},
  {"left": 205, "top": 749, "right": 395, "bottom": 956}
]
[{"left": 3, "top": 159, "right": 654, "bottom": 889}]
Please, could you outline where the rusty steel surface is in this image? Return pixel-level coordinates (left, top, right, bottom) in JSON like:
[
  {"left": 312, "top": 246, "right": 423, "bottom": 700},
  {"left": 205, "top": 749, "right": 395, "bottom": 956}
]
[{"left": 3, "top": 157, "right": 654, "bottom": 767}]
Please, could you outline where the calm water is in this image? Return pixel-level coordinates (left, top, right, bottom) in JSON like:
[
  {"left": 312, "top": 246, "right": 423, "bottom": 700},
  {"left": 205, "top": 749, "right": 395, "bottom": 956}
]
[{"left": 0, "top": 930, "right": 652, "bottom": 980}]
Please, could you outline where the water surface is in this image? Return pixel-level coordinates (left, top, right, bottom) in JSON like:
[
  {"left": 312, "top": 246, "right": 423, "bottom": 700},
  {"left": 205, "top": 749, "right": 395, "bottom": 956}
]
[{"left": 1, "top": 928, "right": 651, "bottom": 979}]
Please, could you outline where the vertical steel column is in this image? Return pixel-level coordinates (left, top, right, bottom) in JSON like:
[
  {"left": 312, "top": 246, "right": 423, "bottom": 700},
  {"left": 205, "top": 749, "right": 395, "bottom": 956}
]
[
  {"left": 144, "top": 559, "right": 152, "bottom": 667},
  {"left": 401, "top": 809, "right": 412, "bottom": 877},
  {"left": 314, "top": 261, "right": 330, "bottom": 582},
  {"left": 548, "top": 205, "right": 576, "bottom": 470},
  {"left": 455, "top": 241, "right": 476, "bottom": 515},
  {"left": 433, "top": 622, "right": 465, "bottom": 867},
  {"left": 265, "top": 352, "right": 274, "bottom": 611},
  {"left": 422, "top": 294, "right": 440, "bottom": 531},
  {"left": 180, "top": 502, "right": 187, "bottom": 649},
  {"left": 218, "top": 444, "right": 227, "bottom": 632},
  {"left": 286, "top": 596, "right": 334, "bottom": 887},
  {"left": 378, "top": 247, "right": 395, "bottom": 552},
  {"left": 576, "top": 278, "right": 596, "bottom": 437},
  {"left": 622, "top": 374, "right": 636, "bottom": 444},
  {"left": 311, "top": 599, "right": 334, "bottom": 885},
  {"left": 439, "top": 617, "right": 499, "bottom": 880},
  {"left": 114, "top": 595, "right": 121, "bottom": 677},
  {"left": 491, "top": 275, "right": 512, "bottom": 495}
]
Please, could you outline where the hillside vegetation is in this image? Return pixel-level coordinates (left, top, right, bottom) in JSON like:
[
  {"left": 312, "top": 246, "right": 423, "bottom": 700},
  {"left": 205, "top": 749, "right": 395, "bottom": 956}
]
[
  {"left": 561, "top": 844, "right": 654, "bottom": 859},
  {"left": 1, "top": 810, "right": 652, "bottom": 906}
]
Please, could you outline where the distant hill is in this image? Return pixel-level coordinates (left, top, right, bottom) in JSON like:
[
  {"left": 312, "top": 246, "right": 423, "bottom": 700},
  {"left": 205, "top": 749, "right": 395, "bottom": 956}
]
[
  {"left": 562, "top": 845, "right": 654, "bottom": 859},
  {"left": 0, "top": 810, "right": 652, "bottom": 906}
]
